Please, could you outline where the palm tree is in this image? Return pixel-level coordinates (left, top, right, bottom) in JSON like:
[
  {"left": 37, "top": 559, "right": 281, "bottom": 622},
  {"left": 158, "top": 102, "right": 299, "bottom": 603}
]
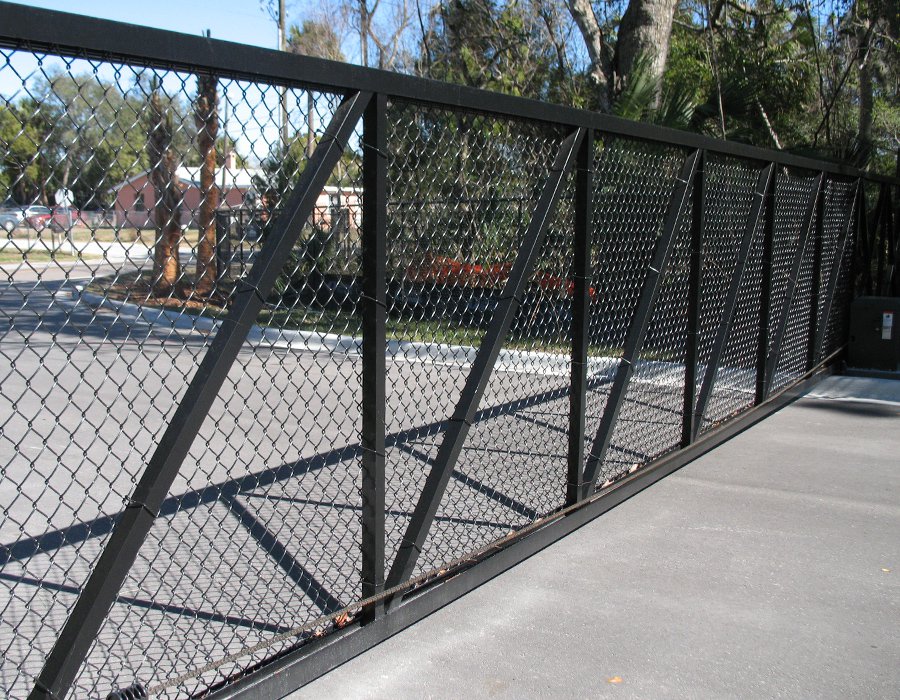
[
  {"left": 147, "top": 81, "right": 182, "bottom": 296},
  {"left": 194, "top": 73, "right": 219, "bottom": 297}
]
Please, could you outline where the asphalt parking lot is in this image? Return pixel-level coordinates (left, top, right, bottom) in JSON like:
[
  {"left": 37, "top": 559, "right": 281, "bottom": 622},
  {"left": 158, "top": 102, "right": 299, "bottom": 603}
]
[{"left": 0, "top": 261, "right": 822, "bottom": 698}]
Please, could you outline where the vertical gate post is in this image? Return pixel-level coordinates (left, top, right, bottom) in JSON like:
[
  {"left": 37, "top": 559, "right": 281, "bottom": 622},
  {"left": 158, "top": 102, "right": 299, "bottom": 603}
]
[
  {"left": 874, "top": 184, "right": 889, "bottom": 295},
  {"left": 385, "top": 129, "right": 585, "bottom": 594},
  {"left": 763, "top": 172, "right": 823, "bottom": 397},
  {"left": 886, "top": 185, "right": 898, "bottom": 295},
  {"left": 814, "top": 179, "right": 861, "bottom": 361},
  {"left": 360, "top": 92, "right": 387, "bottom": 622},
  {"left": 566, "top": 129, "right": 593, "bottom": 506},
  {"left": 807, "top": 177, "right": 826, "bottom": 370},
  {"left": 681, "top": 150, "right": 705, "bottom": 447},
  {"left": 854, "top": 183, "right": 870, "bottom": 298},
  {"left": 755, "top": 165, "right": 777, "bottom": 405}
]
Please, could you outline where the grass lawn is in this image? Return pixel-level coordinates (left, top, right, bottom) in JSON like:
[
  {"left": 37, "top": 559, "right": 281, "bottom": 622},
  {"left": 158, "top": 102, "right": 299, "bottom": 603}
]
[
  {"left": 84, "top": 271, "right": 684, "bottom": 360},
  {"left": 0, "top": 249, "right": 102, "bottom": 265},
  {"left": 86, "top": 270, "right": 602, "bottom": 354},
  {"left": 66, "top": 226, "right": 148, "bottom": 244}
]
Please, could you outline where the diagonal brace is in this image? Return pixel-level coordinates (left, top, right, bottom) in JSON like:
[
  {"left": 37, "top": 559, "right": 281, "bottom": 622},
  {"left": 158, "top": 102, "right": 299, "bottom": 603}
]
[
  {"left": 813, "top": 179, "right": 860, "bottom": 361},
  {"left": 580, "top": 150, "right": 701, "bottom": 499},
  {"left": 384, "top": 128, "right": 586, "bottom": 592},
  {"left": 692, "top": 164, "right": 774, "bottom": 440},
  {"left": 762, "top": 172, "right": 824, "bottom": 396},
  {"left": 28, "top": 90, "right": 373, "bottom": 700}
]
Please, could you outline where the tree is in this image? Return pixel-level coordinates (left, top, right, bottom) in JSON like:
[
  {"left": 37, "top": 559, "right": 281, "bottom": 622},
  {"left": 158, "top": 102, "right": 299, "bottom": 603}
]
[
  {"left": 35, "top": 70, "right": 153, "bottom": 208},
  {"left": 0, "top": 100, "right": 50, "bottom": 204},
  {"left": 194, "top": 73, "right": 219, "bottom": 297},
  {"left": 566, "top": 0, "right": 681, "bottom": 111},
  {"left": 147, "top": 82, "right": 183, "bottom": 296}
]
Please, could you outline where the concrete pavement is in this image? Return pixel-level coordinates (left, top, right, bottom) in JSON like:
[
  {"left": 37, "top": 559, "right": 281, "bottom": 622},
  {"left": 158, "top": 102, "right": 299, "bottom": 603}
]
[{"left": 293, "top": 375, "right": 900, "bottom": 700}]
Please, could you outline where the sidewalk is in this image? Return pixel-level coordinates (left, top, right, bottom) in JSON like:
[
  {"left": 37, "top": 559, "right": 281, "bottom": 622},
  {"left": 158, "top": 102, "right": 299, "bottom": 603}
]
[{"left": 293, "top": 375, "right": 900, "bottom": 700}]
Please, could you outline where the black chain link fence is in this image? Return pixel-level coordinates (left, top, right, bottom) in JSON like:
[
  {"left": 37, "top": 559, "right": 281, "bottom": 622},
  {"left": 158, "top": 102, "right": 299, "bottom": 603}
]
[{"left": 0, "top": 8, "right": 895, "bottom": 699}]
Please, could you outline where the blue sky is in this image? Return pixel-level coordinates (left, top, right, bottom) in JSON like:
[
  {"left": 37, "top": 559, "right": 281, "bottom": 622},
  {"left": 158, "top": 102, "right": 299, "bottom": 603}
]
[
  {"left": 2, "top": 1, "right": 349, "bottom": 164},
  {"left": 8, "top": 0, "right": 284, "bottom": 49}
]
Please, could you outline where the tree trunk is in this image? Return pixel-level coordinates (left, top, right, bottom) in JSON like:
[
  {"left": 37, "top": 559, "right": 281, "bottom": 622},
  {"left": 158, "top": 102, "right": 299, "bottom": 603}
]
[
  {"left": 566, "top": 0, "right": 612, "bottom": 111},
  {"left": 194, "top": 73, "right": 219, "bottom": 297},
  {"left": 359, "top": 0, "right": 370, "bottom": 67},
  {"left": 148, "top": 88, "right": 182, "bottom": 296},
  {"left": 856, "top": 17, "right": 874, "bottom": 164},
  {"left": 614, "top": 0, "right": 679, "bottom": 103}
]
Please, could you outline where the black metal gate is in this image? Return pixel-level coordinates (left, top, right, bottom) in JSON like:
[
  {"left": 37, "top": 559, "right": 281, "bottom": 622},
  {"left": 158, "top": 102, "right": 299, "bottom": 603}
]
[{"left": 0, "top": 4, "right": 898, "bottom": 699}]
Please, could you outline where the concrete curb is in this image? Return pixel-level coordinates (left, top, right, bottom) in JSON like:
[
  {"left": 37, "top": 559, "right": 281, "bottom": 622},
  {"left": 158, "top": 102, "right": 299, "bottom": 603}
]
[
  {"left": 70, "top": 288, "right": 620, "bottom": 377},
  {"left": 70, "top": 288, "right": 775, "bottom": 387},
  {"left": 71, "top": 289, "right": 771, "bottom": 387}
]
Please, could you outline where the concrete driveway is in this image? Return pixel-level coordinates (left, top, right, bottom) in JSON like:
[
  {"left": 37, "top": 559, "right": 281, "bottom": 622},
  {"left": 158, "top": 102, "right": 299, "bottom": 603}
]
[{"left": 293, "top": 375, "right": 900, "bottom": 700}]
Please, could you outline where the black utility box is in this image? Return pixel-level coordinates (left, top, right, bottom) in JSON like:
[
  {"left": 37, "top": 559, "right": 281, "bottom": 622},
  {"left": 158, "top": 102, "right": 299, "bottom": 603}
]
[{"left": 848, "top": 297, "right": 900, "bottom": 372}]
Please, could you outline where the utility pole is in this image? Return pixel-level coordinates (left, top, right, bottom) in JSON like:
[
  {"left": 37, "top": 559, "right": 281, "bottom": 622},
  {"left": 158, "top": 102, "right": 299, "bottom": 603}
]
[{"left": 278, "top": 0, "right": 289, "bottom": 150}]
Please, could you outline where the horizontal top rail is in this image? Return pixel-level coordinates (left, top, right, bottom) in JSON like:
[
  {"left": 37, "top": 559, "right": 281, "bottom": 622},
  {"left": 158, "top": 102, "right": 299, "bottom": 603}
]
[{"left": 1, "top": 0, "right": 898, "bottom": 186}]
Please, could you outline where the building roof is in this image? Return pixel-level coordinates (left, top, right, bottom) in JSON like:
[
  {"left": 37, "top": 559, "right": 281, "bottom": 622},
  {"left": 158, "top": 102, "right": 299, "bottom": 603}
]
[{"left": 108, "top": 165, "right": 261, "bottom": 193}]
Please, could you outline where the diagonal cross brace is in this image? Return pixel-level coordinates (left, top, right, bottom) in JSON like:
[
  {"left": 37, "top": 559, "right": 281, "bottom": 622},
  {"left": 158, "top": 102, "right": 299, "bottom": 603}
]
[
  {"left": 384, "top": 128, "right": 586, "bottom": 592},
  {"left": 691, "top": 164, "right": 774, "bottom": 441},
  {"left": 813, "top": 179, "right": 861, "bottom": 362},
  {"left": 579, "top": 149, "right": 701, "bottom": 500},
  {"left": 762, "top": 172, "right": 824, "bottom": 397},
  {"left": 28, "top": 90, "right": 373, "bottom": 700}
]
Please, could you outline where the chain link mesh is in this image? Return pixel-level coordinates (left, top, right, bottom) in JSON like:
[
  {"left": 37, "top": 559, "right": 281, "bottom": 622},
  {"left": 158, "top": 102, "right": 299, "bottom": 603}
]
[
  {"left": 769, "top": 170, "right": 818, "bottom": 391},
  {"left": 0, "top": 39, "right": 867, "bottom": 700},
  {"left": 584, "top": 138, "right": 688, "bottom": 488},
  {"left": 383, "top": 101, "right": 569, "bottom": 579},
  {"left": 697, "top": 156, "right": 761, "bottom": 432}
]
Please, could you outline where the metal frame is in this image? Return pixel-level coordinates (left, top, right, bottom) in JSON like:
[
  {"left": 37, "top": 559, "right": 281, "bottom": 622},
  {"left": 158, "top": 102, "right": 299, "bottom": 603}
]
[
  {"left": 879, "top": 185, "right": 897, "bottom": 295},
  {"left": 1, "top": 1, "right": 898, "bottom": 186},
  {"left": 813, "top": 180, "right": 860, "bottom": 361},
  {"left": 27, "top": 90, "right": 373, "bottom": 700},
  {"left": 360, "top": 93, "right": 388, "bottom": 622},
  {"left": 807, "top": 180, "right": 826, "bottom": 371},
  {"left": 755, "top": 167, "right": 778, "bottom": 405},
  {"left": 566, "top": 129, "right": 594, "bottom": 506},
  {"left": 0, "top": 6, "right": 893, "bottom": 698},
  {"left": 693, "top": 164, "right": 775, "bottom": 439},
  {"left": 204, "top": 364, "right": 837, "bottom": 700},
  {"left": 580, "top": 150, "right": 701, "bottom": 498},
  {"left": 682, "top": 151, "right": 706, "bottom": 447},
  {"left": 762, "top": 172, "right": 824, "bottom": 398},
  {"left": 384, "top": 128, "right": 585, "bottom": 593},
  {"left": 869, "top": 184, "right": 888, "bottom": 295}
]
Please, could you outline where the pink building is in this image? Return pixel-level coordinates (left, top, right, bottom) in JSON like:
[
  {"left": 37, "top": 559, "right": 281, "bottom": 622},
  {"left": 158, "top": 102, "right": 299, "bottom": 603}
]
[
  {"left": 109, "top": 152, "right": 361, "bottom": 240},
  {"left": 110, "top": 157, "right": 259, "bottom": 229}
]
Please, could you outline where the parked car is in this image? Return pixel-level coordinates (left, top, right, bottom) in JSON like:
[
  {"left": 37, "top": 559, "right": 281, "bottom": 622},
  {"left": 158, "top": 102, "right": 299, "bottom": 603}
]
[
  {"left": 25, "top": 210, "right": 52, "bottom": 230},
  {"left": 49, "top": 206, "right": 81, "bottom": 231},
  {"left": 0, "top": 203, "right": 52, "bottom": 233},
  {"left": 0, "top": 211, "right": 18, "bottom": 234}
]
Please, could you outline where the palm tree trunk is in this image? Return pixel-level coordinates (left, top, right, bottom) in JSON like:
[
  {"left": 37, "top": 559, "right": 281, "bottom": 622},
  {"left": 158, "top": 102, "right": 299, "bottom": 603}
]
[
  {"left": 194, "top": 73, "right": 219, "bottom": 297},
  {"left": 148, "top": 87, "right": 182, "bottom": 296}
]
